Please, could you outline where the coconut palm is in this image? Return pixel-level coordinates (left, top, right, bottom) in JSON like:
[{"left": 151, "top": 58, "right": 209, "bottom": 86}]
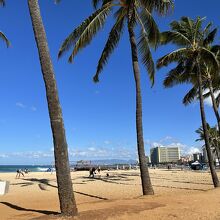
[
  {"left": 27, "top": 0, "right": 77, "bottom": 216},
  {"left": 163, "top": 43, "right": 220, "bottom": 138},
  {"left": 178, "top": 44, "right": 220, "bottom": 136},
  {"left": 157, "top": 16, "right": 220, "bottom": 187},
  {"left": 196, "top": 124, "right": 220, "bottom": 163},
  {"left": 58, "top": 0, "right": 173, "bottom": 195}
]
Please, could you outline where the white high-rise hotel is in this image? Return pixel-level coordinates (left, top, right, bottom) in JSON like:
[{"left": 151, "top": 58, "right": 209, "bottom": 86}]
[{"left": 150, "top": 146, "right": 180, "bottom": 164}]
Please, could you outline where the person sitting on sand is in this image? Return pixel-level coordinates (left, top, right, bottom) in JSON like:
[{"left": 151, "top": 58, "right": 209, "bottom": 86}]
[
  {"left": 16, "top": 169, "right": 24, "bottom": 178},
  {"left": 89, "top": 167, "right": 96, "bottom": 178}
]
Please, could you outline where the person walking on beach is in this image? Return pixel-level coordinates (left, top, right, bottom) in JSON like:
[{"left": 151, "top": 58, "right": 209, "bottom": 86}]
[
  {"left": 89, "top": 167, "right": 96, "bottom": 178},
  {"left": 16, "top": 169, "right": 24, "bottom": 178}
]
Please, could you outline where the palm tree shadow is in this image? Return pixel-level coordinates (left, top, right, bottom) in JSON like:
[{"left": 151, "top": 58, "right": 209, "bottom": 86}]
[
  {"left": 0, "top": 202, "right": 59, "bottom": 215},
  {"left": 23, "top": 178, "right": 108, "bottom": 200},
  {"left": 23, "top": 178, "right": 57, "bottom": 188}
]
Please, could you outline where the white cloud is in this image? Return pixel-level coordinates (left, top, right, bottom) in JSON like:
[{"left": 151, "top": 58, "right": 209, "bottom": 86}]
[
  {"left": 30, "top": 106, "right": 37, "bottom": 111},
  {"left": 16, "top": 102, "right": 26, "bottom": 108},
  {"left": 68, "top": 145, "right": 135, "bottom": 159},
  {"left": 147, "top": 136, "right": 202, "bottom": 156},
  {"left": 88, "top": 147, "right": 96, "bottom": 151},
  {"left": 186, "top": 147, "right": 201, "bottom": 155},
  {"left": 204, "top": 90, "right": 220, "bottom": 107},
  {"left": 3, "top": 151, "right": 54, "bottom": 159},
  {"left": 16, "top": 102, "right": 37, "bottom": 112},
  {"left": 0, "top": 154, "right": 8, "bottom": 158},
  {"left": 104, "top": 140, "right": 110, "bottom": 145}
]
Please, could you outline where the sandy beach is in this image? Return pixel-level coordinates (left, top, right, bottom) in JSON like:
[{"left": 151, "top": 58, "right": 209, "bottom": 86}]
[{"left": 1, "top": 169, "right": 220, "bottom": 220}]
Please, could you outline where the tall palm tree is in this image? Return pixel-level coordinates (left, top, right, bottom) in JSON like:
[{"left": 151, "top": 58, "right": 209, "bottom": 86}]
[
  {"left": 163, "top": 44, "right": 220, "bottom": 138},
  {"left": 58, "top": 0, "right": 173, "bottom": 195},
  {"left": 173, "top": 39, "right": 220, "bottom": 138},
  {"left": 157, "top": 16, "right": 220, "bottom": 187},
  {"left": 27, "top": 0, "right": 77, "bottom": 216}
]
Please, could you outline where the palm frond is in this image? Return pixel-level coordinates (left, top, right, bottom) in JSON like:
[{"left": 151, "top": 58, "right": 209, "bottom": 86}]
[
  {"left": 216, "top": 93, "right": 220, "bottom": 108},
  {"left": 193, "top": 16, "right": 204, "bottom": 43},
  {"left": 139, "top": 8, "right": 160, "bottom": 48},
  {"left": 203, "top": 22, "right": 212, "bottom": 36},
  {"left": 0, "top": 31, "right": 10, "bottom": 47},
  {"left": 137, "top": 18, "right": 155, "bottom": 85},
  {"left": 58, "top": 3, "right": 112, "bottom": 61},
  {"left": 93, "top": 7, "right": 126, "bottom": 82},
  {"left": 160, "top": 31, "right": 191, "bottom": 46},
  {"left": 92, "top": 0, "right": 100, "bottom": 9},
  {"left": 203, "top": 28, "right": 217, "bottom": 46},
  {"left": 200, "top": 47, "right": 219, "bottom": 72},
  {"left": 92, "top": 0, "right": 113, "bottom": 9},
  {"left": 54, "top": 0, "right": 61, "bottom": 4},
  {"left": 153, "top": 0, "right": 174, "bottom": 15},
  {"left": 0, "top": 0, "right": 5, "bottom": 7},
  {"left": 163, "top": 62, "right": 192, "bottom": 88},
  {"left": 157, "top": 48, "right": 189, "bottom": 69},
  {"left": 182, "top": 86, "right": 198, "bottom": 105}
]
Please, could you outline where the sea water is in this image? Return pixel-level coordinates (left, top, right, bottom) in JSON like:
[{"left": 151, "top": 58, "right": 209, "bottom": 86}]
[{"left": 0, "top": 165, "right": 52, "bottom": 173}]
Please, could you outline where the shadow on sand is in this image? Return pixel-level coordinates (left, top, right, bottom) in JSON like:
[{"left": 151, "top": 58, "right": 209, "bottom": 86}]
[
  {"left": 0, "top": 202, "right": 59, "bottom": 215},
  {"left": 22, "top": 178, "right": 108, "bottom": 200}
]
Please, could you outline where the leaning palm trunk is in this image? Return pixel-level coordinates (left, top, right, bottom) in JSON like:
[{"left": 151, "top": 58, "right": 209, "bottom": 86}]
[
  {"left": 27, "top": 0, "right": 78, "bottom": 215},
  {"left": 208, "top": 78, "right": 220, "bottom": 134},
  {"left": 213, "top": 146, "right": 220, "bottom": 164},
  {"left": 198, "top": 65, "right": 220, "bottom": 187},
  {"left": 208, "top": 78, "right": 220, "bottom": 162},
  {"left": 128, "top": 17, "right": 154, "bottom": 195}
]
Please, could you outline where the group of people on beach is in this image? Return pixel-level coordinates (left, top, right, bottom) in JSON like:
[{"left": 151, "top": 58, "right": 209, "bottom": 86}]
[
  {"left": 89, "top": 167, "right": 110, "bottom": 178},
  {"left": 89, "top": 167, "right": 101, "bottom": 178},
  {"left": 15, "top": 168, "right": 29, "bottom": 178}
]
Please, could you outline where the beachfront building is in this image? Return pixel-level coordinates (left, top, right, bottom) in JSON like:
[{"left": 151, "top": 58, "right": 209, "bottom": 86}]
[
  {"left": 192, "top": 153, "right": 203, "bottom": 163},
  {"left": 202, "top": 147, "right": 219, "bottom": 164},
  {"left": 146, "top": 156, "right": 151, "bottom": 163},
  {"left": 150, "top": 146, "right": 180, "bottom": 164}
]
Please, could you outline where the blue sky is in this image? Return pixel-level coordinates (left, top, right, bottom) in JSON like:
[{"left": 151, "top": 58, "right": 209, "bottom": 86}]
[{"left": 0, "top": 0, "right": 220, "bottom": 164}]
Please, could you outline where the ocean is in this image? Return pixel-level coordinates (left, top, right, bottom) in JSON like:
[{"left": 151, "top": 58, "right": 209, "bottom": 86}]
[
  {"left": 0, "top": 160, "right": 137, "bottom": 173},
  {"left": 0, "top": 165, "right": 52, "bottom": 173}
]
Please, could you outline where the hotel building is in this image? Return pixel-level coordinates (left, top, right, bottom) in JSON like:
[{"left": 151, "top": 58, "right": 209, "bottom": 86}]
[{"left": 150, "top": 146, "right": 180, "bottom": 164}]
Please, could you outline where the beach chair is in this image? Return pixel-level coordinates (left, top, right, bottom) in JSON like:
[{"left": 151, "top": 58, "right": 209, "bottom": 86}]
[{"left": 0, "top": 181, "right": 9, "bottom": 195}]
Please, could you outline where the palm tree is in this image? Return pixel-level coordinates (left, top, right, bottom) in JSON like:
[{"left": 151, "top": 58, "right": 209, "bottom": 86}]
[
  {"left": 163, "top": 44, "right": 220, "bottom": 138},
  {"left": 172, "top": 41, "right": 220, "bottom": 138},
  {"left": 58, "top": 0, "right": 173, "bottom": 195},
  {"left": 27, "top": 0, "right": 77, "bottom": 216},
  {"left": 196, "top": 124, "right": 220, "bottom": 163},
  {"left": 157, "top": 16, "right": 220, "bottom": 187}
]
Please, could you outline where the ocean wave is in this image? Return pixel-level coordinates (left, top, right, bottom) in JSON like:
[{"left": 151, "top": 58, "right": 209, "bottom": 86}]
[{"left": 37, "top": 167, "right": 49, "bottom": 172}]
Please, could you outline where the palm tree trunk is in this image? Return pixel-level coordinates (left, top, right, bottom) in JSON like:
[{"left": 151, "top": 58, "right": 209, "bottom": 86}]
[
  {"left": 27, "top": 0, "right": 78, "bottom": 215},
  {"left": 213, "top": 146, "right": 220, "bottom": 164},
  {"left": 208, "top": 78, "right": 220, "bottom": 135},
  {"left": 197, "top": 63, "right": 220, "bottom": 187},
  {"left": 207, "top": 78, "right": 220, "bottom": 165},
  {"left": 127, "top": 14, "right": 154, "bottom": 195}
]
